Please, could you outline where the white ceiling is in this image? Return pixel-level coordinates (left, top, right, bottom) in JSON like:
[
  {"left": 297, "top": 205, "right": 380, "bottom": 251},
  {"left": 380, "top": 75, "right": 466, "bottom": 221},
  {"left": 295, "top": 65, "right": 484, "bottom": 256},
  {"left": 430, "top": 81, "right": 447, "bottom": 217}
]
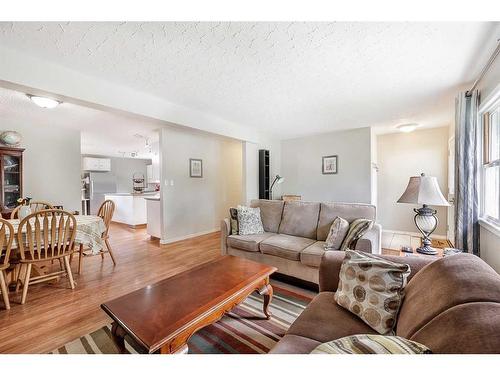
[
  {"left": 0, "top": 86, "right": 159, "bottom": 159},
  {"left": 0, "top": 22, "right": 498, "bottom": 138}
]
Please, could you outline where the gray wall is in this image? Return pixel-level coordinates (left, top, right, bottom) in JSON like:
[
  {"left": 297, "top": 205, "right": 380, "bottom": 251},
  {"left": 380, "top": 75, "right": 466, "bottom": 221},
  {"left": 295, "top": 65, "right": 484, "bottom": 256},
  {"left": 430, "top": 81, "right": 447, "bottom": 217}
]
[
  {"left": 1, "top": 123, "right": 81, "bottom": 212},
  {"left": 160, "top": 126, "right": 243, "bottom": 242},
  {"left": 82, "top": 155, "right": 150, "bottom": 193},
  {"left": 280, "top": 127, "right": 372, "bottom": 203},
  {"left": 111, "top": 157, "right": 149, "bottom": 193},
  {"left": 377, "top": 127, "right": 449, "bottom": 235}
]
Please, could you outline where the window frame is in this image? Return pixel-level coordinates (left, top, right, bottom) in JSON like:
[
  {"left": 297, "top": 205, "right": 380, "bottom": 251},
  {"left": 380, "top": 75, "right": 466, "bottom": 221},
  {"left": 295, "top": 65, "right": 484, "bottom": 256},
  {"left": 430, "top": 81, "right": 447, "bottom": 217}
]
[{"left": 478, "top": 84, "right": 500, "bottom": 231}]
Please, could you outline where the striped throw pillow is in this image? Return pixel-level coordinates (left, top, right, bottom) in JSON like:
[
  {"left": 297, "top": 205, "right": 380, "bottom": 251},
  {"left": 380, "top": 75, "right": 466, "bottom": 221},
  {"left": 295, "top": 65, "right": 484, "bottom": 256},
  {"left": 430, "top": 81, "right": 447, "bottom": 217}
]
[
  {"left": 311, "top": 334, "right": 432, "bottom": 354},
  {"left": 340, "top": 218, "right": 374, "bottom": 251}
]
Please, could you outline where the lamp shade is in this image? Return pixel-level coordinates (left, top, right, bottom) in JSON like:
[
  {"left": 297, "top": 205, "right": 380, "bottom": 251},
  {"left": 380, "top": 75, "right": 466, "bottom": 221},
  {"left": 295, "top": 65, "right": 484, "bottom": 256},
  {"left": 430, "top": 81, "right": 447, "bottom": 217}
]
[{"left": 397, "top": 174, "right": 450, "bottom": 206}]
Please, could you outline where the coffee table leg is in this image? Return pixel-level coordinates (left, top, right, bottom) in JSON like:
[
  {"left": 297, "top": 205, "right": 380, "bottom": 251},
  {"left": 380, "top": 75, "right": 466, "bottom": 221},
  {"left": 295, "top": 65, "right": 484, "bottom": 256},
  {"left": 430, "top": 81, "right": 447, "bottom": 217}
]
[
  {"left": 258, "top": 282, "right": 273, "bottom": 319},
  {"left": 111, "top": 322, "right": 127, "bottom": 354}
]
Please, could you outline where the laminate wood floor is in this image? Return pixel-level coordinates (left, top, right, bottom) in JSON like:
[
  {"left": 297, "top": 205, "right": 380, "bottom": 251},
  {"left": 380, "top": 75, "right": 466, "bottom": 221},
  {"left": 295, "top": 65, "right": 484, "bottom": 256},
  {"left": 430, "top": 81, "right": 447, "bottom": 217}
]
[{"left": 0, "top": 224, "right": 222, "bottom": 354}]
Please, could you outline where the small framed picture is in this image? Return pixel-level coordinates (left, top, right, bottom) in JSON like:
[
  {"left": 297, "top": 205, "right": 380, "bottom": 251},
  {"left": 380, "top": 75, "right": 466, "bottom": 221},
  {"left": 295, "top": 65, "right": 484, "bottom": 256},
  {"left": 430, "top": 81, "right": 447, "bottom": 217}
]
[
  {"left": 189, "top": 158, "right": 203, "bottom": 178},
  {"left": 322, "top": 155, "right": 338, "bottom": 174}
]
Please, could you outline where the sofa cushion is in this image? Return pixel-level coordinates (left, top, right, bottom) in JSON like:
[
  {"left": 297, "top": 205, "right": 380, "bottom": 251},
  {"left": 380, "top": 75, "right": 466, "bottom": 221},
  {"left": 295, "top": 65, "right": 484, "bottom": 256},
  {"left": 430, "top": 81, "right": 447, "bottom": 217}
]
[
  {"left": 278, "top": 201, "right": 320, "bottom": 240},
  {"left": 287, "top": 292, "right": 376, "bottom": 343},
  {"left": 335, "top": 250, "right": 410, "bottom": 334},
  {"left": 408, "top": 302, "right": 500, "bottom": 354},
  {"left": 324, "top": 216, "right": 349, "bottom": 250},
  {"left": 300, "top": 241, "right": 326, "bottom": 268},
  {"left": 339, "top": 218, "right": 374, "bottom": 251},
  {"left": 237, "top": 206, "right": 264, "bottom": 235},
  {"left": 396, "top": 253, "right": 500, "bottom": 340},
  {"left": 227, "top": 232, "right": 274, "bottom": 252},
  {"left": 317, "top": 202, "right": 376, "bottom": 241},
  {"left": 250, "top": 199, "right": 284, "bottom": 233},
  {"left": 260, "top": 234, "right": 315, "bottom": 261}
]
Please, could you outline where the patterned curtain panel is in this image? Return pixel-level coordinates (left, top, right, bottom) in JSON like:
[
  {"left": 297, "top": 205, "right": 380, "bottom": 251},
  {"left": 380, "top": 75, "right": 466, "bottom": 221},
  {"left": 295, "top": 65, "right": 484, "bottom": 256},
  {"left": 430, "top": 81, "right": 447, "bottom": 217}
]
[{"left": 454, "top": 90, "right": 480, "bottom": 255}]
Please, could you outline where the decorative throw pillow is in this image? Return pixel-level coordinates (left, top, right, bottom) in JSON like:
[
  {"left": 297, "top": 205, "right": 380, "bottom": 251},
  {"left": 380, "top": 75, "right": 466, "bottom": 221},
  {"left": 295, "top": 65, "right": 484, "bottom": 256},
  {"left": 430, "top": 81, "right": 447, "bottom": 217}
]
[
  {"left": 237, "top": 205, "right": 264, "bottom": 235},
  {"left": 324, "top": 216, "right": 350, "bottom": 250},
  {"left": 340, "top": 218, "right": 374, "bottom": 251},
  {"left": 334, "top": 250, "right": 410, "bottom": 334},
  {"left": 311, "top": 334, "right": 432, "bottom": 354},
  {"left": 229, "top": 207, "right": 239, "bottom": 235}
]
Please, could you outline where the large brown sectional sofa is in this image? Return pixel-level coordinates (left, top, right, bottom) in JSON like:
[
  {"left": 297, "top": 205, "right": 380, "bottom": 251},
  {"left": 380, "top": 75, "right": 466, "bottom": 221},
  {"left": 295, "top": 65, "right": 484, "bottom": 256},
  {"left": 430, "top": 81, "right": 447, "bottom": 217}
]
[
  {"left": 221, "top": 199, "right": 381, "bottom": 284},
  {"left": 271, "top": 251, "right": 500, "bottom": 354}
]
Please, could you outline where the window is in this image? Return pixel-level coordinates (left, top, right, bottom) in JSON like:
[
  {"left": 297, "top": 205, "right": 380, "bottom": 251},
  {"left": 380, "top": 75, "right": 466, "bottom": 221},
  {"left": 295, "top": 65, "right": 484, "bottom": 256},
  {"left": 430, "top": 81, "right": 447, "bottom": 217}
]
[{"left": 481, "top": 102, "right": 500, "bottom": 227}]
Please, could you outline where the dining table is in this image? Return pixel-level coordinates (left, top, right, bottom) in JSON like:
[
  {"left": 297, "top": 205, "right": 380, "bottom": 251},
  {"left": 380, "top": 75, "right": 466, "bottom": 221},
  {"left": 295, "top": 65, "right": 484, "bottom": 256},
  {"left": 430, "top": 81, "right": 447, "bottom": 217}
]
[{"left": 5, "top": 214, "right": 106, "bottom": 286}]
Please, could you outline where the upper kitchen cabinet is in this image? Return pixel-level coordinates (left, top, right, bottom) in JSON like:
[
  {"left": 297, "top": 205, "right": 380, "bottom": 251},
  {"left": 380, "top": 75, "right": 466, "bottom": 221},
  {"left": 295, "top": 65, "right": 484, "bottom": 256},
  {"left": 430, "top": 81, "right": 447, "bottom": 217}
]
[
  {"left": 0, "top": 147, "right": 24, "bottom": 217},
  {"left": 82, "top": 156, "right": 111, "bottom": 172}
]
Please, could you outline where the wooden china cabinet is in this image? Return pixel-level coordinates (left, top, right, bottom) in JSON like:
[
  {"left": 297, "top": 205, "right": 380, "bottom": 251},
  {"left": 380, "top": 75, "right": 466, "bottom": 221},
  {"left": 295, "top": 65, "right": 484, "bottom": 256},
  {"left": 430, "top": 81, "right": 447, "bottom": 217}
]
[{"left": 0, "top": 147, "right": 24, "bottom": 218}]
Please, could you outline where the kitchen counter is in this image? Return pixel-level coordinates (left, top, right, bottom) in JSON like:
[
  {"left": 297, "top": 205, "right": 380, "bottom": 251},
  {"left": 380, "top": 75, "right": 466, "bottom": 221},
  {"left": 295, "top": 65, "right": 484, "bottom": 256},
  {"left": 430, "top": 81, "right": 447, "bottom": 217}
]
[
  {"left": 107, "top": 192, "right": 158, "bottom": 196},
  {"left": 146, "top": 195, "right": 161, "bottom": 239},
  {"left": 105, "top": 193, "right": 151, "bottom": 227},
  {"left": 144, "top": 195, "right": 160, "bottom": 201}
]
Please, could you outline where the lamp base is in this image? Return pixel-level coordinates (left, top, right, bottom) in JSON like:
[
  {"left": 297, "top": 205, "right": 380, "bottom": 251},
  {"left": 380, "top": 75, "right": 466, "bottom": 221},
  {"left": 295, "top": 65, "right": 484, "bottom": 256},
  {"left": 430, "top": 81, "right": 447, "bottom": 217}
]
[{"left": 416, "top": 244, "right": 438, "bottom": 255}]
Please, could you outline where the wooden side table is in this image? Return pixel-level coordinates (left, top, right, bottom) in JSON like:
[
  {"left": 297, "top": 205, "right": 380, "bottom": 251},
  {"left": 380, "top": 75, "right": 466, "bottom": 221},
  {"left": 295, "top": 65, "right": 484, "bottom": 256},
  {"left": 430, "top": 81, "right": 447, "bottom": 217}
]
[{"left": 382, "top": 235, "right": 451, "bottom": 258}]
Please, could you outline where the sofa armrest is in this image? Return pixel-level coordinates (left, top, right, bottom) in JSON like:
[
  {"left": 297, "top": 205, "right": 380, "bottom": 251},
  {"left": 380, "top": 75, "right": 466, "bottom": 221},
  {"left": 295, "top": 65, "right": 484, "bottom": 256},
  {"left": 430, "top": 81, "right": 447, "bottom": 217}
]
[
  {"left": 221, "top": 218, "right": 231, "bottom": 255},
  {"left": 319, "top": 250, "right": 435, "bottom": 292},
  {"left": 355, "top": 223, "right": 382, "bottom": 254},
  {"left": 319, "top": 251, "right": 346, "bottom": 292}
]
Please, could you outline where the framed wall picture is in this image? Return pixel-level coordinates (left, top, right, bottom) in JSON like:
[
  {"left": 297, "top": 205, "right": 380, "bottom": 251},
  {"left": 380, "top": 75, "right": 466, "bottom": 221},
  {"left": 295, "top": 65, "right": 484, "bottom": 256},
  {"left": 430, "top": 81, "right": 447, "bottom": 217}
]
[
  {"left": 322, "top": 155, "right": 338, "bottom": 174},
  {"left": 189, "top": 158, "right": 203, "bottom": 178}
]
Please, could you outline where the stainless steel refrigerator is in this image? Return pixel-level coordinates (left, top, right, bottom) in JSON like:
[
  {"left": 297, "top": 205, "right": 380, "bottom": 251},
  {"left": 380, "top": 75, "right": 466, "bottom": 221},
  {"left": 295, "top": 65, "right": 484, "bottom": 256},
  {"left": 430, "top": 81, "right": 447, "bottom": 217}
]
[{"left": 82, "top": 172, "right": 117, "bottom": 215}]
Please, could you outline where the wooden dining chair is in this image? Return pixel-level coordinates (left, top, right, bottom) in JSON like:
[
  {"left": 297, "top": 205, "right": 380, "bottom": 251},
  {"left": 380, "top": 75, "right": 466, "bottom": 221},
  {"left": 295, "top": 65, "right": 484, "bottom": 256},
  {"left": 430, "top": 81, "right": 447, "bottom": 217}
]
[
  {"left": 0, "top": 218, "right": 15, "bottom": 310},
  {"left": 11, "top": 201, "right": 55, "bottom": 219},
  {"left": 76, "top": 200, "right": 116, "bottom": 274},
  {"left": 17, "top": 209, "right": 77, "bottom": 304}
]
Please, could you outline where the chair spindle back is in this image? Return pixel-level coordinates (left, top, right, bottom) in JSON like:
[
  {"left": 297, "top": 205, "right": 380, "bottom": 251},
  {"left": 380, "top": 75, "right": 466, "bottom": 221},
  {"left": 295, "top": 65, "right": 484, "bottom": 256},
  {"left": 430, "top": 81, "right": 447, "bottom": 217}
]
[{"left": 17, "top": 210, "right": 76, "bottom": 261}]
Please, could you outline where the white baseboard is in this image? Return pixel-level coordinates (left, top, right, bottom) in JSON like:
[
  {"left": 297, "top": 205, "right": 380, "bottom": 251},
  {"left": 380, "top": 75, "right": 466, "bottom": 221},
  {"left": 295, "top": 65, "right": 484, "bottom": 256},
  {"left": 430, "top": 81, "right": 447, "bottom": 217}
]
[
  {"left": 382, "top": 229, "right": 448, "bottom": 240},
  {"left": 160, "top": 228, "right": 220, "bottom": 245}
]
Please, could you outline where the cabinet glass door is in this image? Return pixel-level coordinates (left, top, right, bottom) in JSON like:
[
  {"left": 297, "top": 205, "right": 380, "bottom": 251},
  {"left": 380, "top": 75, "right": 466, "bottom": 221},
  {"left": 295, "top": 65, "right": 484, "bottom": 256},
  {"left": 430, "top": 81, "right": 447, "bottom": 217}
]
[{"left": 3, "top": 154, "right": 21, "bottom": 209}]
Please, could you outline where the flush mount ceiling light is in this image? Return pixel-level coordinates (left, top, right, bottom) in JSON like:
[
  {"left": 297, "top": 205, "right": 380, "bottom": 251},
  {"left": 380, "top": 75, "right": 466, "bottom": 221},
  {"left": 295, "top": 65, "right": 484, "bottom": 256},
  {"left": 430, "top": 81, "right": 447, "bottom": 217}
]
[
  {"left": 27, "top": 95, "right": 61, "bottom": 109},
  {"left": 397, "top": 123, "right": 419, "bottom": 133}
]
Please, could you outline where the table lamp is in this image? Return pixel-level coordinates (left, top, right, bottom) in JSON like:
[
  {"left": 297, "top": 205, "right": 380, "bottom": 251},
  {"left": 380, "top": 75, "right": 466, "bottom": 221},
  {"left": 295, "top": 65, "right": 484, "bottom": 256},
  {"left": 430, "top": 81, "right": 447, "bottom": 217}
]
[{"left": 397, "top": 173, "right": 450, "bottom": 255}]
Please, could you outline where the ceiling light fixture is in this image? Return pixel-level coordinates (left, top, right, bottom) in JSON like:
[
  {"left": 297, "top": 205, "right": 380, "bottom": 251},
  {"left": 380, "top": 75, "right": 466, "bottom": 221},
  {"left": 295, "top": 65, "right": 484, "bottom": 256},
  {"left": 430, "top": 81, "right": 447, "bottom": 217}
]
[
  {"left": 27, "top": 95, "right": 61, "bottom": 109},
  {"left": 397, "top": 123, "right": 419, "bottom": 133}
]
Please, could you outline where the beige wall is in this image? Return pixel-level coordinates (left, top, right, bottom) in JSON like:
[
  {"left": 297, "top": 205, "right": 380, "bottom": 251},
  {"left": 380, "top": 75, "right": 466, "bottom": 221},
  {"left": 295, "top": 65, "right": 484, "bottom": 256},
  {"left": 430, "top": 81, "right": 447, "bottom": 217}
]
[
  {"left": 160, "top": 126, "right": 243, "bottom": 242},
  {"left": 377, "top": 127, "right": 449, "bottom": 235},
  {"left": 280, "top": 127, "right": 372, "bottom": 204},
  {"left": 1, "top": 122, "right": 81, "bottom": 213}
]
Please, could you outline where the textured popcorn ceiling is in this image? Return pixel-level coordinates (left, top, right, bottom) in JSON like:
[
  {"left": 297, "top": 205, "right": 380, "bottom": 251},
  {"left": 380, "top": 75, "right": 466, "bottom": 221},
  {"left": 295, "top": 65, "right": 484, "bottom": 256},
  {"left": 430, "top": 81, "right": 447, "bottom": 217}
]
[
  {"left": 0, "top": 86, "right": 159, "bottom": 158},
  {"left": 0, "top": 22, "right": 497, "bottom": 137}
]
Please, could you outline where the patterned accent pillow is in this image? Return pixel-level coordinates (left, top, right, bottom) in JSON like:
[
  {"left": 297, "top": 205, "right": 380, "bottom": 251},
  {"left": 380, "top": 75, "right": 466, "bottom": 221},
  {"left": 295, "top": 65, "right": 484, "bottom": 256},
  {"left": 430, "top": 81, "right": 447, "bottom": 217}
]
[
  {"left": 340, "top": 218, "right": 374, "bottom": 251},
  {"left": 229, "top": 207, "right": 239, "bottom": 235},
  {"left": 334, "top": 250, "right": 410, "bottom": 334},
  {"left": 324, "top": 216, "right": 350, "bottom": 250},
  {"left": 311, "top": 334, "right": 432, "bottom": 354},
  {"left": 237, "top": 205, "right": 264, "bottom": 235}
]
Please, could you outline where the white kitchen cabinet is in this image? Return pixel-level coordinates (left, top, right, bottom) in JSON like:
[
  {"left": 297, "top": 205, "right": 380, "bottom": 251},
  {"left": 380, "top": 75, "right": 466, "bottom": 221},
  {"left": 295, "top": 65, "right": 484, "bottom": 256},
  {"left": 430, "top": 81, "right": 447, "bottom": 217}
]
[{"left": 83, "top": 157, "right": 111, "bottom": 172}]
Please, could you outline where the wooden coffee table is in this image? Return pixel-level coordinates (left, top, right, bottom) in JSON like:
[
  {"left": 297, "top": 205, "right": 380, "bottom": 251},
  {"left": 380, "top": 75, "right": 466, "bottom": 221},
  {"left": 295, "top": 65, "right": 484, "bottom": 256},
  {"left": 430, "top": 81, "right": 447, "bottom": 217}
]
[{"left": 101, "top": 256, "right": 277, "bottom": 354}]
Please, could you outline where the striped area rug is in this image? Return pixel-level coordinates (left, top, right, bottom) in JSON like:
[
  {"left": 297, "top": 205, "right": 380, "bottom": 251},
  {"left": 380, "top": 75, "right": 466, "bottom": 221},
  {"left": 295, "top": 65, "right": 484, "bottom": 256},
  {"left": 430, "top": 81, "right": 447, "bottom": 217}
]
[{"left": 51, "top": 281, "right": 316, "bottom": 354}]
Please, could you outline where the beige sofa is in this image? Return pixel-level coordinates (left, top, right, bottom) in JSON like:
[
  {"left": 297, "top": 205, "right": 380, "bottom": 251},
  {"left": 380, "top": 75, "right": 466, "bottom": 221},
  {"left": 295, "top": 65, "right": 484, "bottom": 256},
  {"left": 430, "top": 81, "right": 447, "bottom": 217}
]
[{"left": 221, "top": 199, "right": 381, "bottom": 284}]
